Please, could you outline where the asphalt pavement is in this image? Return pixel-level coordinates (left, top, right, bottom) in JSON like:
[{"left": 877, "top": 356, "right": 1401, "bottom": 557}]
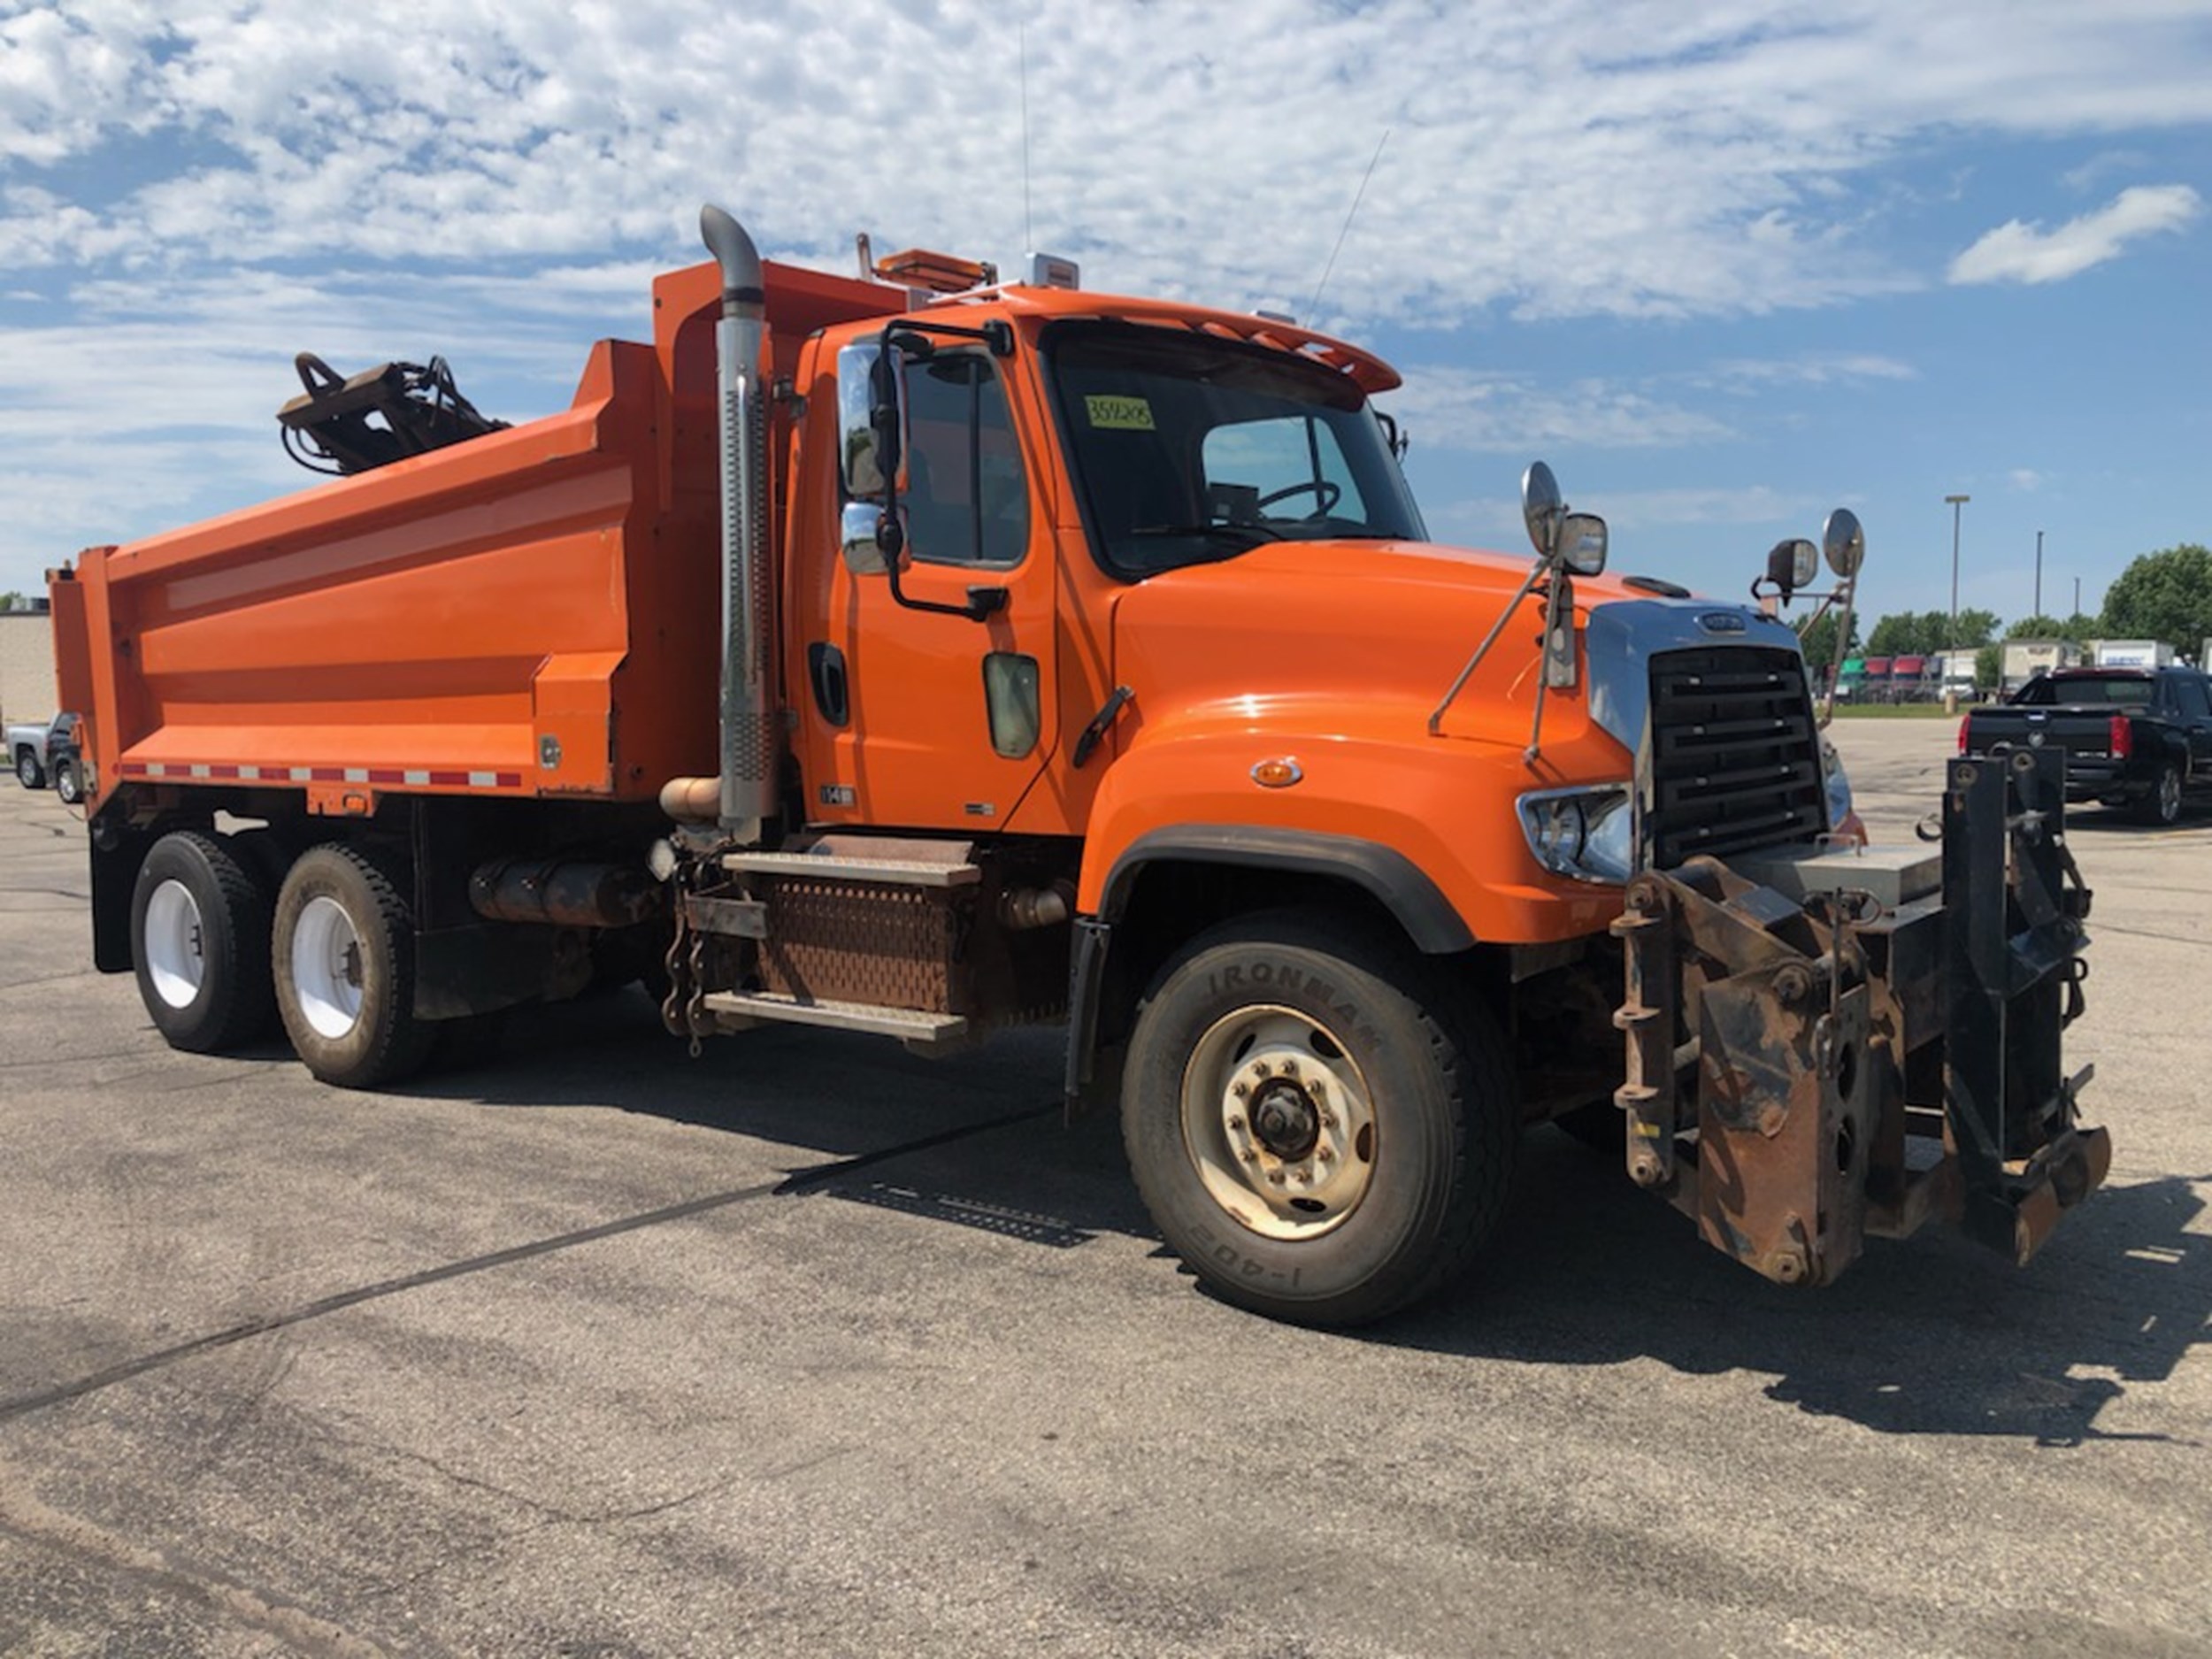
[{"left": 2, "top": 718, "right": 2207, "bottom": 1657}]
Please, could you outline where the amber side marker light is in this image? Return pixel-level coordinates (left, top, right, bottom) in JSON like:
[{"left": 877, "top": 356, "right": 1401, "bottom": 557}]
[{"left": 1251, "top": 758, "right": 1303, "bottom": 788}]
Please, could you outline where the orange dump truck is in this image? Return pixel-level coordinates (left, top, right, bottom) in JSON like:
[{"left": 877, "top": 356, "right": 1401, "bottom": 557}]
[{"left": 50, "top": 207, "right": 2108, "bottom": 1324}]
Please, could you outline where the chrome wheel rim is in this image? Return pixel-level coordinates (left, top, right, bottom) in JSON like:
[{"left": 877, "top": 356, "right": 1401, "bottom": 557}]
[
  {"left": 292, "top": 895, "right": 365, "bottom": 1040},
  {"left": 142, "top": 879, "right": 205, "bottom": 1010},
  {"left": 2161, "top": 769, "right": 2182, "bottom": 820},
  {"left": 1179, "top": 1004, "right": 1378, "bottom": 1241}
]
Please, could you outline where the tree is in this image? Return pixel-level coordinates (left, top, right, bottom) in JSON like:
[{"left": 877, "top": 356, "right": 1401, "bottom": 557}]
[
  {"left": 1797, "top": 607, "right": 1861, "bottom": 670},
  {"left": 1976, "top": 643, "right": 2002, "bottom": 693},
  {"left": 1951, "top": 608, "right": 2000, "bottom": 649},
  {"left": 2100, "top": 544, "right": 2212, "bottom": 653},
  {"left": 1864, "top": 612, "right": 1922, "bottom": 656}
]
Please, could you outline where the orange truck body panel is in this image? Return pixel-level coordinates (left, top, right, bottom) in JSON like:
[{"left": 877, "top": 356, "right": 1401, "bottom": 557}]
[{"left": 55, "top": 254, "right": 1630, "bottom": 945}]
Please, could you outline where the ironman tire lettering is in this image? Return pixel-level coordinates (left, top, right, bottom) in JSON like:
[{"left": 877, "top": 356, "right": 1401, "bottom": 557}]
[{"left": 1121, "top": 910, "right": 1515, "bottom": 1325}]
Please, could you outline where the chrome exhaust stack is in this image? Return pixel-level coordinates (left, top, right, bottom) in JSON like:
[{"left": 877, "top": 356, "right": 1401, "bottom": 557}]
[{"left": 701, "top": 202, "right": 775, "bottom": 841}]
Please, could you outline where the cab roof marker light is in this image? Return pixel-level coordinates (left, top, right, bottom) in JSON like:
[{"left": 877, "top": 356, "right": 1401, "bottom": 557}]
[{"left": 1028, "top": 253, "right": 1079, "bottom": 289}]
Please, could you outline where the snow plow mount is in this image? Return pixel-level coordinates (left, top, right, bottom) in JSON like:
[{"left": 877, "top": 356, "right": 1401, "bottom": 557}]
[{"left": 1611, "top": 745, "right": 2107, "bottom": 1286}]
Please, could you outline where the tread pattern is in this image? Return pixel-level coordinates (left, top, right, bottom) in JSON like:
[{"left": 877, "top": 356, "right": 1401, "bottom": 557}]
[
  {"left": 133, "top": 830, "right": 277, "bottom": 1054},
  {"left": 275, "top": 842, "right": 433, "bottom": 1089},
  {"left": 1123, "top": 908, "right": 1517, "bottom": 1326}
]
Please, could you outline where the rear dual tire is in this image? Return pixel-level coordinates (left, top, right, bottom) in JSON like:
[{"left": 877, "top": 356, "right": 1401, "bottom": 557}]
[
  {"left": 130, "top": 831, "right": 277, "bottom": 1053},
  {"left": 130, "top": 835, "right": 432, "bottom": 1089},
  {"left": 273, "top": 844, "right": 434, "bottom": 1090}
]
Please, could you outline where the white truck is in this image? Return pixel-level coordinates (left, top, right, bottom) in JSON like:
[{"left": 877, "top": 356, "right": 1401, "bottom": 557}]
[{"left": 7, "top": 711, "right": 84, "bottom": 802}]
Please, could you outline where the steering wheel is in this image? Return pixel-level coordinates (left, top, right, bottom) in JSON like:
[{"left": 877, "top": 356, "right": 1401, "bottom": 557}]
[{"left": 1255, "top": 479, "right": 1342, "bottom": 518}]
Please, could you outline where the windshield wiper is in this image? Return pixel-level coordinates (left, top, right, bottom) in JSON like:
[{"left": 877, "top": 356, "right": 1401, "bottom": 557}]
[{"left": 1128, "top": 521, "right": 1284, "bottom": 545}]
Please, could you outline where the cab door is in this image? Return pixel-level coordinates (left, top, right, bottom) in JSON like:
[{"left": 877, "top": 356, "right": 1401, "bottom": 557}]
[{"left": 794, "top": 337, "right": 1058, "bottom": 833}]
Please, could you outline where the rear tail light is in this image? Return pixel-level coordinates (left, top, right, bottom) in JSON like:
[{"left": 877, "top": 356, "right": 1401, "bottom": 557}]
[
  {"left": 2110, "top": 714, "right": 2132, "bottom": 758},
  {"left": 1957, "top": 716, "right": 1970, "bottom": 755}
]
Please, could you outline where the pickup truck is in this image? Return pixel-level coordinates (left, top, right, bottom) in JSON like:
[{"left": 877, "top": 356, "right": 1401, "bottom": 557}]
[
  {"left": 1962, "top": 665, "right": 2212, "bottom": 825},
  {"left": 7, "top": 712, "right": 83, "bottom": 803}
]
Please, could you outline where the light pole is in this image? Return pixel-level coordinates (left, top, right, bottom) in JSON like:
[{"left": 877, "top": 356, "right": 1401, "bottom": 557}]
[
  {"left": 2034, "top": 529, "right": 2044, "bottom": 622},
  {"left": 1946, "top": 493, "right": 1970, "bottom": 651}
]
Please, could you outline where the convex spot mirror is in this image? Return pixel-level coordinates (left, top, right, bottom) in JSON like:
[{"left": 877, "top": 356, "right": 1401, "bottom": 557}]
[
  {"left": 1824, "top": 507, "right": 1866, "bottom": 579},
  {"left": 1766, "top": 537, "right": 1818, "bottom": 599},
  {"left": 1521, "top": 460, "right": 1563, "bottom": 558}
]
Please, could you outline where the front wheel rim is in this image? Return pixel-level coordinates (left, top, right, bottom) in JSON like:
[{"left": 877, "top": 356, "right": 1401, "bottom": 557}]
[
  {"left": 1179, "top": 1004, "right": 1379, "bottom": 1241},
  {"left": 142, "top": 879, "right": 206, "bottom": 1010},
  {"left": 2162, "top": 770, "right": 2182, "bottom": 818},
  {"left": 292, "top": 895, "right": 365, "bottom": 1039}
]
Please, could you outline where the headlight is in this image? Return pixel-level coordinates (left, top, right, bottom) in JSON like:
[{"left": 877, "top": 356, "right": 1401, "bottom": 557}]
[{"left": 1518, "top": 784, "right": 1634, "bottom": 884}]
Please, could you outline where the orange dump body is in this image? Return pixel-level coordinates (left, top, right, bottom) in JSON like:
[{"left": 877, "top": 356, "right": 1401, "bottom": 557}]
[{"left": 56, "top": 259, "right": 899, "bottom": 819}]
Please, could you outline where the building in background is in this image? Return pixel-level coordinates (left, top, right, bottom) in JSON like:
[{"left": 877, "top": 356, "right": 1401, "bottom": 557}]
[{"left": 0, "top": 609, "right": 58, "bottom": 726}]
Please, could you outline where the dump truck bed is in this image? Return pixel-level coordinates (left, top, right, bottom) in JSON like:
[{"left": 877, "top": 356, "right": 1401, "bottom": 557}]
[{"left": 54, "top": 257, "right": 899, "bottom": 818}]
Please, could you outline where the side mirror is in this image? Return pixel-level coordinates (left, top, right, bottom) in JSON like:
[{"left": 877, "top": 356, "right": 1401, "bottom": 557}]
[
  {"left": 1559, "top": 512, "right": 1608, "bottom": 576},
  {"left": 1765, "top": 537, "right": 1817, "bottom": 599},
  {"left": 837, "top": 337, "right": 910, "bottom": 575},
  {"left": 1823, "top": 508, "right": 1865, "bottom": 579},
  {"left": 1521, "top": 461, "right": 1563, "bottom": 558}
]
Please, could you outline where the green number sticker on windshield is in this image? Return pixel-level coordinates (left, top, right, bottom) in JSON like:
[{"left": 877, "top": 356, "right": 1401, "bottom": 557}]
[{"left": 1086, "top": 395, "right": 1156, "bottom": 431}]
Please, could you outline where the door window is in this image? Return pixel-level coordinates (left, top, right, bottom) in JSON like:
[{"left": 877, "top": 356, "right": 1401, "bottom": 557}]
[{"left": 901, "top": 355, "right": 1030, "bottom": 568}]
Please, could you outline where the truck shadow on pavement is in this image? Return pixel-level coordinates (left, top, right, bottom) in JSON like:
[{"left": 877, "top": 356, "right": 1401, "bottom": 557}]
[
  {"left": 1393, "top": 1134, "right": 2210, "bottom": 1448},
  {"left": 406, "top": 989, "right": 2206, "bottom": 1451}
]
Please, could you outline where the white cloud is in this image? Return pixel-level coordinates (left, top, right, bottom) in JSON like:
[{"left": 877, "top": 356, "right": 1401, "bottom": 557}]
[
  {"left": 3, "top": 0, "right": 2211, "bottom": 590},
  {"left": 1947, "top": 184, "right": 2202, "bottom": 285},
  {"left": 1386, "top": 368, "right": 1734, "bottom": 455},
  {"left": 1688, "top": 354, "right": 1919, "bottom": 393},
  {"left": 2009, "top": 469, "right": 2046, "bottom": 492}
]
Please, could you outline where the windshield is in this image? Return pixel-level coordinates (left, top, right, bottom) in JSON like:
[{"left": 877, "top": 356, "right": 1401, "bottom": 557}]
[
  {"left": 2011, "top": 674, "right": 2153, "bottom": 708},
  {"left": 1044, "top": 323, "right": 1425, "bottom": 577}
]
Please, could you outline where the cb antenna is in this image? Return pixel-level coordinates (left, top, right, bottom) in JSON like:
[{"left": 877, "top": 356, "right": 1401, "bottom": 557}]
[
  {"left": 1020, "top": 22, "right": 1034, "bottom": 252},
  {"left": 1303, "top": 127, "right": 1390, "bottom": 327}
]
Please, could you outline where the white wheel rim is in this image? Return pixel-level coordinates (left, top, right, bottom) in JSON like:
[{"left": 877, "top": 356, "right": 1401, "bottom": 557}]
[
  {"left": 1179, "top": 1004, "right": 1379, "bottom": 1242},
  {"left": 143, "top": 879, "right": 206, "bottom": 1010},
  {"left": 292, "top": 894, "right": 365, "bottom": 1040}
]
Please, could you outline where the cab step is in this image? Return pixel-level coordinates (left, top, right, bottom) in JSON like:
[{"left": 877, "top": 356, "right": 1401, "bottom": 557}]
[
  {"left": 700, "top": 989, "right": 972, "bottom": 1051},
  {"left": 721, "top": 834, "right": 979, "bottom": 888}
]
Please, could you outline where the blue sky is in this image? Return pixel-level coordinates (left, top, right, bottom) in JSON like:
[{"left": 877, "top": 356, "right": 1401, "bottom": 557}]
[{"left": 3, "top": 0, "right": 2208, "bottom": 635}]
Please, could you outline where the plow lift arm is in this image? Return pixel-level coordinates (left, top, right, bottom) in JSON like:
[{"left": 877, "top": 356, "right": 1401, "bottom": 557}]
[
  {"left": 1612, "top": 744, "right": 2108, "bottom": 1286},
  {"left": 276, "top": 351, "right": 509, "bottom": 477}
]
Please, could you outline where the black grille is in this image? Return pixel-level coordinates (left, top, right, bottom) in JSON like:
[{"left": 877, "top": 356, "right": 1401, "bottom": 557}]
[{"left": 1646, "top": 647, "right": 1824, "bottom": 867}]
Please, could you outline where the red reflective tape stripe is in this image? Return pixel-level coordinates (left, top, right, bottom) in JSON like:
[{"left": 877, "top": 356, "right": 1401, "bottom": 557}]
[{"left": 111, "top": 760, "right": 527, "bottom": 788}]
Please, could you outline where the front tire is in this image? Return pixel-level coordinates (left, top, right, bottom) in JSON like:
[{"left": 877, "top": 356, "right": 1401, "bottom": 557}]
[
  {"left": 1121, "top": 913, "right": 1515, "bottom": 1326},
  {"left": 273, "top": 844, "right": 433, "bottom": 1088},
  {"left": 130, "top": 831, "right": 277, "bottom": 1053},
  {"left": 53, "top": 757, "right": 83, "bottom": 805}
]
